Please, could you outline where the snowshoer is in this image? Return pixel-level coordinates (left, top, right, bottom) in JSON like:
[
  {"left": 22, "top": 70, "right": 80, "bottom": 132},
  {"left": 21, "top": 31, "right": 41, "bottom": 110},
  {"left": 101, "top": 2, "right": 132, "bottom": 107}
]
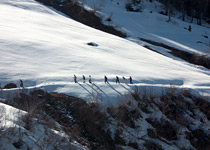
[
  {"left": 74, "top": 75, "right": 77, "bottom": 83},
  {"left": 104, "top": 75, "right": 108, "bottom": 84},
  {"left": 20, "top": 79, "right": 24, "bottom": 88},
  {"left": 83, "top": 75, "right": 85, "bottom": 83},
  {"left": 116, "top": 76, "right": 120, "bottom": 83},
  {"left": 129, "top": 76, "right": 133, "bottom": 84},
  {"left": 89, "top": 75, "right": 92, "bottom": 84},
  {"left": 122, "top": 76, "right": 126, "bottom": 83},
  {"left": 188, "top": 25, "right": 192, "bottom": 32}
]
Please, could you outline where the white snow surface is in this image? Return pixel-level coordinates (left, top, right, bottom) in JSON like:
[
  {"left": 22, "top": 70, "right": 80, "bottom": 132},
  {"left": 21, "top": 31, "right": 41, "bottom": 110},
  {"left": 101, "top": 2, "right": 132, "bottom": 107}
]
[{"left": 0, "top": 0, "right": 210, "bottom": 104}]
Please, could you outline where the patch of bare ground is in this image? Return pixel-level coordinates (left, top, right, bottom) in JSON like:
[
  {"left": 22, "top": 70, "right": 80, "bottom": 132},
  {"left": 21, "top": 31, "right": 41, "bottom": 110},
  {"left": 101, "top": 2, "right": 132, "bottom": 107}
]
[
  {"left": 139, "top": 37, "right": 210, "bottom": 69},
  {"left": 35, "top": 0, "right": 126, "bottom": 38}
]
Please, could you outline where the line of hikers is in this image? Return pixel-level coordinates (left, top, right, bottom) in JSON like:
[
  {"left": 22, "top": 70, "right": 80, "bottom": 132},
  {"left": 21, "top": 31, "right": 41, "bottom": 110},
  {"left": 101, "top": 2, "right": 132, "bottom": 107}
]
[
  {"left": 74, "top": 75, "right": 133, "bottom": 84},
  {"left": 17, "top": 76, "right": 133, "bottom": 89}
]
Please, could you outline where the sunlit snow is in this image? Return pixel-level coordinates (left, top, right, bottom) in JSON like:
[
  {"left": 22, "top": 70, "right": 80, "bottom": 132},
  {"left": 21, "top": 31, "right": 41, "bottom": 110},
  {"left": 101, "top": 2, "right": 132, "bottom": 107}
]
[{"left": 0, "top": 0, "right": 209, "bottom": 104}]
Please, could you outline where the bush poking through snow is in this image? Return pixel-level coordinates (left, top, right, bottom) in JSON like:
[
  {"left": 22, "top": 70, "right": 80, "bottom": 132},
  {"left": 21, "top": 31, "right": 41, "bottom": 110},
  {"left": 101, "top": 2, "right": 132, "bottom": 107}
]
[
  {"left": 12, "top": 89, "right": 46, "bottom": 117},
  {"left": 22, "top": 114, "right": 33, "bottom": 131}
]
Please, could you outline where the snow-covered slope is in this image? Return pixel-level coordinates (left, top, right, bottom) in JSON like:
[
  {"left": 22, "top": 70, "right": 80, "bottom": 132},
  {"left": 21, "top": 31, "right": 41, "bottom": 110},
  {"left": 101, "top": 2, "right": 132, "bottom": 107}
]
[
  {"left": 0, "top": 0, "right": 210, "bottom": 103},
  {"left": 87, "top": 0, "right": 210, "bottom": 55},
  {"left": 0, "top": 102, "right": 88, "bottom": 150}
]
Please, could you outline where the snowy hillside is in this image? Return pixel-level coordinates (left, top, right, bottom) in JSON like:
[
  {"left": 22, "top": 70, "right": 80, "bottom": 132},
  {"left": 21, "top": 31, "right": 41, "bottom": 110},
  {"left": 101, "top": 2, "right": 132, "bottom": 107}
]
[
  {"left": 85, "top": 0, "right": 210, "bottom": 55},
  {"left": 0, "top": 0, "right": 210, "bottom": 150},
  {"left": 0, "top": 101, "right": 88, "bottom": 150},
  {"left": 0, "top": 0, "right": 210, "bottom": 103}
]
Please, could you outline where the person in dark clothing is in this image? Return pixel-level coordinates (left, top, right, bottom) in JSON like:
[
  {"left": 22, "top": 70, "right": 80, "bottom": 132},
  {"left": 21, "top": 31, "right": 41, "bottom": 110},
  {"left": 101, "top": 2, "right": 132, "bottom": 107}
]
[
  {"left": 122, "top": 76, "right": 126, "bottom": 83},
  {"left": 129, "top": 76, "right": 133, "bottom": 84},
  {"left": 74, "top": 75, "right": 77, "bottom": 83},
  {"left": 188, "top": 25, "right": 192, "bottom": 32},
  {"left": 116, "top": 76, "right": 120, "bottom": 83},
  {"left": 104, "top": 75, "right": 108, "bottom": 84},
  {"left": 89, "top": 75, "right": 92, "bottom": 84},
  {"left": 20, "top": 79, "right": 24, "bottom": 88},
  {"left": 82, "top": 75, "right": 85, "bottom": 83}
]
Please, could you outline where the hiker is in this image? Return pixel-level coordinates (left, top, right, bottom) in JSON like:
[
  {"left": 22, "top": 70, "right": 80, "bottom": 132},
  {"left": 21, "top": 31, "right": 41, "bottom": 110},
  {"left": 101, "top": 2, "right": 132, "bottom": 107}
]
[
  {"left": 122, "top": 76, "right": 126, "bottom": 83},
  {"left": 74, "top": 75, "right": 77, "bottom": 83},
  {"left": 116, "top": 76, "right": 120, "bottom": 83},
  {"left": 188, "top": 25, "right": 192, "bottom": 32},
  {"left": 89, "top": 75, "right": 92, "bottom": 84},
  {"left": 104, "top": 75, "right": 108, "bottom": 84},
  {"left": 20, "top": 79, "right": 24, "bottom": 88},
  {"left": 82, "top": 75, "right": 85, "bottom": 83},
  {"left": 129, "top": 76, "right": 133, "bottom": 84}
]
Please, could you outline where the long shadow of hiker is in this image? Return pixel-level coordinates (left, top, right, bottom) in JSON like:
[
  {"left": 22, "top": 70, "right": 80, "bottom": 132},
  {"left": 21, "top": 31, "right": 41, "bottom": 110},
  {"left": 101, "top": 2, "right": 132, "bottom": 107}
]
[
  {"left": 107, "top": 83, "right": 123, "bottom": 96},
  {"left": 78, "top": 83, "right": 92, "bottom": 95},
  {"left": 86, "top": 83, "right": 100, "bottom": 95},
  {"left": 92, "top": 83, "right": 109, "bottom": 98},
  {"left": 120, "top": 84, "right": 132, "bottom": 93},
  {"left": 126, "top": 82, "right": 136, "bottom": 91}
]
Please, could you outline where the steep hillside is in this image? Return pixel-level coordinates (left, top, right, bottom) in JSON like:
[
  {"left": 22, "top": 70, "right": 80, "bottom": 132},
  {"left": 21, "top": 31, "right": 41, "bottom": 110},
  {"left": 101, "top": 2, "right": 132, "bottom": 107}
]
[
  {"left": 0, "top": 0, "right": 210, "bottom": 102},
  {"left": 0, "top": 0, "right": 210, "bottom": 149},
  {"left": 1, "top": 88, "right": 210, "bottom": 150},
  {"left": 0, "top": 99, "right": 88, "bottom": 150}
]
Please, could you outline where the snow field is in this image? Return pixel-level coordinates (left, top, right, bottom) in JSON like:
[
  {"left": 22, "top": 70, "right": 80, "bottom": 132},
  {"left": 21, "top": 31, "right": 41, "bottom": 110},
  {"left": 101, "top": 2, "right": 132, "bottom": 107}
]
[{"left": 0, "top": 0, "right": 210, "bottom": 103}]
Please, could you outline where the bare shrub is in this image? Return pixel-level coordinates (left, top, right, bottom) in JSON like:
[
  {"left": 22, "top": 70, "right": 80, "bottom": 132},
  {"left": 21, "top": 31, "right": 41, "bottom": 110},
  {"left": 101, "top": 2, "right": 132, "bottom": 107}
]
[
  {"left": 130, "top": 86, "right": 156, "bottom": 113},
  {"left": 146, "top": 118, "right": 177, "bottom": 141},
  {"left": 143, "top": 140, "right": 162, "bottom": 150},
  {"left": 194, "top": 97, "right": 210, "bottom": 120},
  {"left": 106, "top": 12, "right": 113, "bottom": 22},
  {"left": 22, "top": 114, "right": 33, "bottom": 131},
  {"left": 186, "top": 129, "right": 210, "bottom": 150},
  {"left": 114, "top": 129, "right": 126, "bottom": 146},
  {"left": 107, "top": 105, "right": 138, "bottom": 128},
  {"left": 13, "top": 89, "right": 46, "bottom": 117},
  {"left": 70, "top": 124, "right": 83, "bottom": 139}
]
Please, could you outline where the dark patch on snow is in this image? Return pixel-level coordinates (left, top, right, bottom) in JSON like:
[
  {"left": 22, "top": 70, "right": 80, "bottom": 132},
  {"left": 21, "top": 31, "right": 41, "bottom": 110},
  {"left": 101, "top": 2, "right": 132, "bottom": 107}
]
[
  {"left": 13, "top": 140, "right": 23, "bottom": 149},
  {"left": 35, "top": 0, "right": 126, "bottom": 38},
  {"left": 3, "top": 83, "right": 17, "bottom": 89},
  {"left": 87, "top": 42, "right": 98, "bottom": 47},
  {"left": 139, "top": 37, "right": 210, "bottom": 69}
]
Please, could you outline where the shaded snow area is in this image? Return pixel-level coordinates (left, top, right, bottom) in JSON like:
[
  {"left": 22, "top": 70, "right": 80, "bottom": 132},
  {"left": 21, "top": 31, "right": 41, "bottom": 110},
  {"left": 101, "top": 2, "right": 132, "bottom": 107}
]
[
  {"left": 0, "top": 102, "right": 88, "bottom": 150},
  {"left": 0, "top": 0, "right": 210, "bottom": 104},
  {"left": 86, "top": 0, "right": 210, "bottom": 55}
]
